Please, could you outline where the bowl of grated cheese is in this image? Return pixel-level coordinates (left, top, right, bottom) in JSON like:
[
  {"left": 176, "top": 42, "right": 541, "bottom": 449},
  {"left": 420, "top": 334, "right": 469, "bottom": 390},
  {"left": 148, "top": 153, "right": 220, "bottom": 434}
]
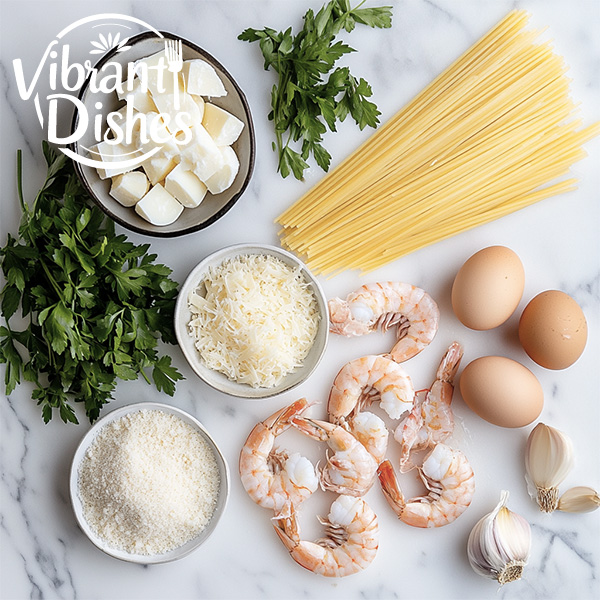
[
  {"left": 69, "top": 402, "right": 229, "bottom": 564},
  {"left": 174, "top": 244, "right": 329, "bottom": 398}
]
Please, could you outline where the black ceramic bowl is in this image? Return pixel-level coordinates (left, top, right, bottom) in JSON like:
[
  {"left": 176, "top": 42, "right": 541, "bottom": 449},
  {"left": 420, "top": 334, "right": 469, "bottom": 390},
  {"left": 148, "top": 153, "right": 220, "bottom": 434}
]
[{"left": 70, "top": 31, "right": 255, "bottom": 237}]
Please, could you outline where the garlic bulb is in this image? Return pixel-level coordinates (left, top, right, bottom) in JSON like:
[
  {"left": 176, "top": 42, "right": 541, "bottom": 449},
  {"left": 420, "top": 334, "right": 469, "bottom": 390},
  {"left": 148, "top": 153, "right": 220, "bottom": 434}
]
[
  {"left": 557, "top": 486, "right": 600, "bottom": 513},
  {"left": 525, "top": 422, "right": 574, "bottom": 513},
  {"left": 467, "top": 490, "right": 531, "bottom": 585}
]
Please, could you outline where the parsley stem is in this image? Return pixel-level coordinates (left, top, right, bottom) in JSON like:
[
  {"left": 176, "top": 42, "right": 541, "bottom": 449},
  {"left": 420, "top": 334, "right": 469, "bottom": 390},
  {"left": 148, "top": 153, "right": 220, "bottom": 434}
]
[
  {"left": 16, "top": 151, "right": 65, "bottom": 302},
  {"left": 16, "top": 150, "right": 26, "bottom": 212}
]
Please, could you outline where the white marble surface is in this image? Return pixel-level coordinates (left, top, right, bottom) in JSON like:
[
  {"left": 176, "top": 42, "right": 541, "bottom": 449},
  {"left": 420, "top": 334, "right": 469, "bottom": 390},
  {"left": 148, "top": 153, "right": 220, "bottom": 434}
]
[{"left": 1, "top": 0, "right": 599, "bottom": 599}]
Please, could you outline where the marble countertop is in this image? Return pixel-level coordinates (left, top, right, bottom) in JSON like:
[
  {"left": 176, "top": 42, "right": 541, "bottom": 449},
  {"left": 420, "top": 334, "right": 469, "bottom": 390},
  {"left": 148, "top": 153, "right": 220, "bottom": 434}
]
[{"left": 1, "top": 1, "right": 599, "bottom": 599}]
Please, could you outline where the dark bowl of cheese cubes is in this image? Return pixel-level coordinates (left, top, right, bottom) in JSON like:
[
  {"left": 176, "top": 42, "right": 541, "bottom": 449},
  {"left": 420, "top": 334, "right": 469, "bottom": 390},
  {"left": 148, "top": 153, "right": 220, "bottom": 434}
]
[{"left": 70, "top": 31, "right": 255, "bottom": 237}]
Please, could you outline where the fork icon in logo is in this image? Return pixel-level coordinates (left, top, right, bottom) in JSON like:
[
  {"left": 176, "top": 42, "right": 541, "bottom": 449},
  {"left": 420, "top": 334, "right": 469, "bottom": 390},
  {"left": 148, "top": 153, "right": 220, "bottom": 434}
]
[{"left": 164, "top": 39, "right": 183, "bottom": 109}]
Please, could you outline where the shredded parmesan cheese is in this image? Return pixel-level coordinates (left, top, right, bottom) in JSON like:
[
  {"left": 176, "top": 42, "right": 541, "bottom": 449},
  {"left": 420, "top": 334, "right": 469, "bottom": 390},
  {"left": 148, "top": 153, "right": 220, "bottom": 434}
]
[
  {"left": 78, "top": 410, "right": 220, "bottom": 555},
  {"left": 188, "top": 253, "right": 320, "bottom": 388}
]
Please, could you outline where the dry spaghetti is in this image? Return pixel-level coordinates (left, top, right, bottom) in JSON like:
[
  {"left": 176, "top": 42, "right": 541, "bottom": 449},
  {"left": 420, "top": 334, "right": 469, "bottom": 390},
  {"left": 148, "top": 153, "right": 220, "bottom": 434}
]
[{"left": 276, "top": 10, "right": 599, "bottom": 275}]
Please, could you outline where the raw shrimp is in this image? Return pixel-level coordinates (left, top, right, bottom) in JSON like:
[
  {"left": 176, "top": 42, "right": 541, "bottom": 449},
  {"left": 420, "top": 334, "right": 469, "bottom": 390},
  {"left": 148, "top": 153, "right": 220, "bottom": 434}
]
[
  {"left": 328, "top": 354, "right": 415, "bottom": 422},
  {"left": 394, "top": 342, "right": 463, "bottom": 472},
  {"left": 328, "top": 282, "right": 440, "bottom": 362},
  {"left": 377, "top": 443, "right": 475, "bottom": 528},
  {"left": 239, "top": 398, "right": 319, "bottom": 519},
  {"left": 273, "top": 494, "right": 379, "bottom": 577},
  {"left": 346, "top": 411, "right": 389, "bottom": 465},
  {"left": 291, "top": 417, "right": 378, "bottom": 497}
]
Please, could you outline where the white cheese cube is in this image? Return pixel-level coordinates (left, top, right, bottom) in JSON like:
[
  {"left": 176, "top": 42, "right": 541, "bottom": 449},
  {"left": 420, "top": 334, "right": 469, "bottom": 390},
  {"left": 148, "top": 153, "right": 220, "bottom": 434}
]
[
  {"left": 104, "top": 109, "right": 139, "bottom": 156},
  {"left": 133, "top": 112, "right": 173, "bottom": 154},
  {"left": 165, "top": 164, "right": 207, "bottom": 208},
  {"left": 151, "top": 91, "right": 202, "bottom": 135},
  {"left": 156, "top": 136, "right": 182, "bottom": 161},
  {"left": 127, "top": 111, "right": 181, "bottom": 161},
  {"left": 91, "top": 141, "right": 137, "bottom": 179},
  {"left": 205, "top": 146, "right": 239, "bottom": 194},
  {"left": 109, "top": 171, "right": 149, "bottom": 207},
  {"left": 133, "top": 51, "right": 186, "bottom": 96},
  {"left": 141, "top": 154, "right": 177, "bottom": 186},
  {"left": 191, "top": 94, "right": 205, "bottom": 121},
  {"left": 106, "top": 105, "right": 128, "bottom": 137},
  {"left": 118, "top": 78, "right": 158, "bottom": 113},
  {"left": 132, "top": 125, "right": 181, "bottom": 164},
  {"left": 135, "top": 183, "right": 184, "bottom": 226},
  {"left": 133, "top": 50, "right": 168, "bottom": 94},
  {"left": 106, "top": 105, "right": 143, "bottom": 149},
  {"left": 179, "top": 124, "right": 224, "bottom": 181},
  {"left": 182, "top": 59, "right": 226, "bottom": 97},
  {"left": 202, "top": 103, "right": 244, "bottom": 146}
]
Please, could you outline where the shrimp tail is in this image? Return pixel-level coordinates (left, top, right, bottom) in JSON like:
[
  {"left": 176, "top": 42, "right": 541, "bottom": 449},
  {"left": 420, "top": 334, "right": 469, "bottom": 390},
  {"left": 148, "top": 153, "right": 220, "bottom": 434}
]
[
  {"left": 377, "top": 459, "right": 407, "bottom": 517},
  {"left": 273, "top": 514, "right": 300, "bottom": 549},
  {"left": 290, "top": 416, "right": 330, "bottom": 441},
  {"left": 265, "top": 397, "right": 311, "bottom": 434},
  {"left": 437, "top": 341, "right": 463, "bottom": 384}
]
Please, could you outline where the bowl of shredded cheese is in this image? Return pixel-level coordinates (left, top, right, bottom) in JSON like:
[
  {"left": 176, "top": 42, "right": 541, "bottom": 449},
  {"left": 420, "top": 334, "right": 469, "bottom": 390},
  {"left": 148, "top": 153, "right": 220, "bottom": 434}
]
[
  {"left": 70, "top": 402, "right": 229, "bottom": 564},
  {"left": 174, "top": 244, "right": 328, "bottom": 398}
]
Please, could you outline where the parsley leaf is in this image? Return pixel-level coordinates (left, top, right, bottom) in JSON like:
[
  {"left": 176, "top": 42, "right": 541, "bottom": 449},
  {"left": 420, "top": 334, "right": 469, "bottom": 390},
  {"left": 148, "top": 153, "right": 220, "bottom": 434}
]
[
  {"left": 0, "top": 143, "right": 183, "bottom": 424},
  {"left": 239, "top": 0, "right": 392, "bottom": 179}
]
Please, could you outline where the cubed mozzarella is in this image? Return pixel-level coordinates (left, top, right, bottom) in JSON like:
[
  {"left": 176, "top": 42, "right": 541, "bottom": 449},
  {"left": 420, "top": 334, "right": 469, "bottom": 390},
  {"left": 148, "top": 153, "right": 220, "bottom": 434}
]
[
  {"left": 191, "top": 94, "right": 205, "bottom": 121},
  {"left": 106, "top": 106, "right": 143, "bottom": 148},
  {"left": 165, "top": 164, "right": 207, "bottom": 208},
  {"left": 141, "top": 154, "right": 177, "bottom": 186},
  {"left": 179, "top": 124, "right": 224, "bottom": 181},
  {"left": 205, "top": 146, "right": 239, "bottom": 194},
  {"left": 202, "top": 103, "right": 244, "bottom": 146},
  {"left": 182, "top": 60, "right": 226, "bottom": 97},
  {"left": 106, "top": 105, "right": 129, "bottom": 137},
  {"left": 118, "top": 77, "right": 158, "bottom": 113},
  {"left": 91, "top": 140, "right": 137, "bottom": 179},
  {"left": 151, "top": 91, "right": 202, "bottom": 135},
  {"left": 109, "top": 171, "right": 150, "bottom": 207},
  {"left": 135, "top": 183, "right": 183, "bottom": 226},
  {"left": 133, "top": 112, "right": 173, "bottom": 154},
  {"left": 132, "top": 50, "right": 170, "bottom": 96}
]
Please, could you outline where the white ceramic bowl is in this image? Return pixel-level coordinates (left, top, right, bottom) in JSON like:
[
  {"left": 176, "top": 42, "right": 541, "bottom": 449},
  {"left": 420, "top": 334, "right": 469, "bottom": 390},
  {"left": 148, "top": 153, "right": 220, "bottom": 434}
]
[
  {"left": 70, "top": 31, "right": 255, "bottom": 237},
  {"left": 174, "top": 244, "right": 329, "bottom": 399},
  {"left": 69, "top": 402, "right": 230, "bottom": 564}
]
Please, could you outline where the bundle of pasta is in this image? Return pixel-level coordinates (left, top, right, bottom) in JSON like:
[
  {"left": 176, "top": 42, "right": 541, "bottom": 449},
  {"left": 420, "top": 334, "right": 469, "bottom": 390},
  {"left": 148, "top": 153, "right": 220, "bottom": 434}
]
[{"left": 276, "top": 10, "right": 599, "bottom": 275}]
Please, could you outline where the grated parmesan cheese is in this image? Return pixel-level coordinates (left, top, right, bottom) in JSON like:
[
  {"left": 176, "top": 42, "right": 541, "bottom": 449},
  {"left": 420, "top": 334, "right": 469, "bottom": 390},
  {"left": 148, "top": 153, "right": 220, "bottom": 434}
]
[
  {"left": 188, "top": 253, "right": 320, "bottom": 388},
  {"left": 78, "top": 410, "right": 220, "bottom": 555}
]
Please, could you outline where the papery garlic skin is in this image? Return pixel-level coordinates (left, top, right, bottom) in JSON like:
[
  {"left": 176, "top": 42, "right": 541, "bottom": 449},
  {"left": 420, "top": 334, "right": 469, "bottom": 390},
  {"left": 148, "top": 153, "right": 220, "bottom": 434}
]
[
  {"left": 525, "top": 423, "right": 574, "bottom": 512},
  {"left": 557, "top": 486, "right": 600, "bottom": 513},
  {"left": 467, "top": 490, "right": 531, "bottom": 585}
]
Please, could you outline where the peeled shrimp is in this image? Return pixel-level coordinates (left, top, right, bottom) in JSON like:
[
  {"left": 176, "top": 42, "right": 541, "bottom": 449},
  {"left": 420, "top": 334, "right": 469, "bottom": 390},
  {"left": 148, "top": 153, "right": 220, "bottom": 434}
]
[
  {"left": 291, "top": 417, "right": 378, "bottom": 497},
  {"left": 328, "top": 282, "right": 440, "bottom": 362},
  {"left": 377, "top": 443, "right": 475, "bottom": 528},
  {"left": 239, "top": 398, "right": 319, "bottom": 519},
  {"left": 328, "top": 354, "right": 415, "bottom": 422},
  {"left": 395, "top": 342, "right": 463, "bottom": 472},
  {"left": 346, "top": 411, "right": 389, "bottom": 465},
  {"left": 273, "top": 495, "right": 379, "bottom": 577}
]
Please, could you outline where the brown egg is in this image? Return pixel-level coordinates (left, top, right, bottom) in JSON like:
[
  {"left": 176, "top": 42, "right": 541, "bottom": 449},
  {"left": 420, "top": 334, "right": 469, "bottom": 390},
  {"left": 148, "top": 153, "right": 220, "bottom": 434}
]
[
  {"left": 452, "top": 246, "right": 525, "bottom": 330},
  {"left": 459, "top": 356, "right": 543, "bottom": 428},
  {"left": 519, "top": 290, "right": 587, "bottom": 370}
]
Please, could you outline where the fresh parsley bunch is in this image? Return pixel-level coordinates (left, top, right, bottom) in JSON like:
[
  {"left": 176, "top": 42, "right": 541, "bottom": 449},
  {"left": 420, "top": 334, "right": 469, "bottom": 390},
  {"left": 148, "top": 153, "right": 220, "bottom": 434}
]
[
  {"left": 239, "top": 0, "right": 392, "bottom": 179},
  {"left": 0, "top": 143, "right": 183, "bottom": 424}
]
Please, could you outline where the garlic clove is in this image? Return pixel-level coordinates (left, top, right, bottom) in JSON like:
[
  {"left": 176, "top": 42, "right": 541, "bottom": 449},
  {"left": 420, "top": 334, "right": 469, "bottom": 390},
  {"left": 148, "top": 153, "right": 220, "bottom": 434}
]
[
  {"left": 467, "top": 490, "right": 531, "bottom": 585},
  {"left": 525, "top": 422, "right": 574, "bottom": 512},
  {"left": 557, "top": 486, "right": 600, "bottom": 513}
]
